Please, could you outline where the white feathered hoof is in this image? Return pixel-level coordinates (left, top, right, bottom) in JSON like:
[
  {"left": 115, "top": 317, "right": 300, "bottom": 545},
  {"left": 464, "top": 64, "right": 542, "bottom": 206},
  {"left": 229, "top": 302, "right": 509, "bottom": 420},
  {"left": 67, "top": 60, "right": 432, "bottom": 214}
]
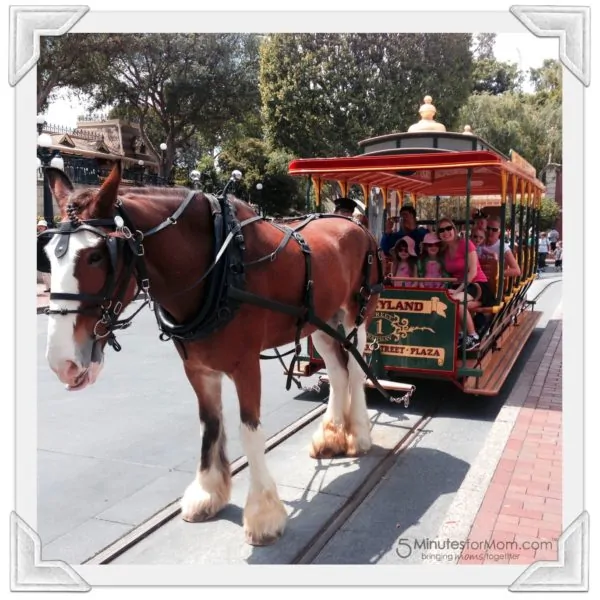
[
  {"left": 180, "top": 477, "right": 229, "bottom": 522},
  {"left": 310, "top": 418, "right": 348, "bottom": 458},
  {"left": 345, "top": 416, "right": 372, "bottom": 456},
  {"left": 243, "top": 488, "right": 287, "bottom": 546}
]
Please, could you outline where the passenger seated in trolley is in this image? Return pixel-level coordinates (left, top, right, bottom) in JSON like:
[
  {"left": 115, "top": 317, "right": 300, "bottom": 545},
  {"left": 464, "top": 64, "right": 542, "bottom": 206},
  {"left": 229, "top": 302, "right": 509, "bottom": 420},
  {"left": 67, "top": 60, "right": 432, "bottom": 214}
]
[
  {"left": 470, "top": 227, "right": 486, "bottom": 257},
  {"left": 389, "top": 236, "right": 419, "bottom": 288},
  {"left": 380, "top": 204, "right": 427, "bottom": 256},
  {"left": 479, "top": 216, "right": 521, "bottom": 277},
  {"left": 417, "top": 232, "right": 449, "bottom": 289},
  {"left": 437, "top": 217, "right": 495, "bottom": 351},
  {"left": 472, "top": 208, "right": 488, "bottom": 232}
]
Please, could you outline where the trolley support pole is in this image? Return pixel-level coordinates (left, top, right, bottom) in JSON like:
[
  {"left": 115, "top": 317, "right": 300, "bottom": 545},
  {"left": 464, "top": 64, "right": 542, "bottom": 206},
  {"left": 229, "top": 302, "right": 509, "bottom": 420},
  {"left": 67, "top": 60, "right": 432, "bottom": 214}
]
[{"left": 461, "top": 168, "right": 472, "bottom": 365}]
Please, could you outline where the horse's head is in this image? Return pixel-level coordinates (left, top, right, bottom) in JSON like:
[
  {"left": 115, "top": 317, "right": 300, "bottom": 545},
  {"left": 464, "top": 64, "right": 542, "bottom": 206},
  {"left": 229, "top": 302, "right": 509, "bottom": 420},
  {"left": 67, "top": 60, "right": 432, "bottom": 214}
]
[{"left": 44, "top": 162, "right": 139, "bottom": 391}]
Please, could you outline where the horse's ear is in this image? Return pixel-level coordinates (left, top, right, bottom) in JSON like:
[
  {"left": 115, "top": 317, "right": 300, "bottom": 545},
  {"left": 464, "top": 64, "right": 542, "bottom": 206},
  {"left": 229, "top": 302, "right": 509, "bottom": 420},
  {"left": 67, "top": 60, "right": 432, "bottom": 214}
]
[
  {"left": 46, "top": 168, "right": 74, "bottom": 210},
  {"left": 94, "top": 161, "right": 122, "bottom": 214}
]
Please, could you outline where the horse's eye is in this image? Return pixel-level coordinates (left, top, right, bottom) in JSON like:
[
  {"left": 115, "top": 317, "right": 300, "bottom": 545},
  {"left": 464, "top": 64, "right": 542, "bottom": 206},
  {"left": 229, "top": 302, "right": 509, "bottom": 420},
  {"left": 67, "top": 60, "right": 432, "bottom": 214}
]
[{"left": 88, "top": 252, "right": 103, "bottom": 265}]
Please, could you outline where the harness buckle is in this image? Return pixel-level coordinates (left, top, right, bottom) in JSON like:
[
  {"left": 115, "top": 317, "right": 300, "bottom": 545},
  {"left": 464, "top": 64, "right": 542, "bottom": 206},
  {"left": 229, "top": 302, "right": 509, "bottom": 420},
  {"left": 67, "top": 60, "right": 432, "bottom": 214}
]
[
  {"left": 113, "top": 301, "right": 123, "bottom": 315},
  {"left": 93, "top": 319, "right": 110, "bottom": 339},
  {"left": 137, "top": 244, "right": 145, "bottom": 257},
  {"left": 368, "top": 254, "right": 374, "bottom": 265},
  {"left": 168, "top": 217, "right": 177, "bottom": 226},
  {"left": 120, "top": 225, "right": 133, "bottom": 239},
  {"left": 141, "top": 278, "right": 150, "bottom": 291},
  {"left": 270, "top": 252, "right": 277, "bottom": 262},
  {"left": 359, "top": 285, "right": 371, "bottom": 299}
]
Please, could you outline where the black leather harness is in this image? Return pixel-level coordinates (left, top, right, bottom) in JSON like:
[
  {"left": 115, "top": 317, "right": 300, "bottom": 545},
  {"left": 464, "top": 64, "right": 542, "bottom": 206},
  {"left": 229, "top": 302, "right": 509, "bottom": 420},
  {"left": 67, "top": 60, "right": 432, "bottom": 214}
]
[{"left": 40, "top": 187, "right": 396, "bottom": 400}]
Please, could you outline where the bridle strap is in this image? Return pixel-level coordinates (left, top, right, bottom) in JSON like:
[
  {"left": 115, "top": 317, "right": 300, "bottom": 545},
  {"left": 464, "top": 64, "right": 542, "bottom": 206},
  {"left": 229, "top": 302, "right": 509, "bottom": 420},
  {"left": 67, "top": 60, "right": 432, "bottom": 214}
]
[{"left": 140, "top": 190, "right": 197, "bottom": 238}]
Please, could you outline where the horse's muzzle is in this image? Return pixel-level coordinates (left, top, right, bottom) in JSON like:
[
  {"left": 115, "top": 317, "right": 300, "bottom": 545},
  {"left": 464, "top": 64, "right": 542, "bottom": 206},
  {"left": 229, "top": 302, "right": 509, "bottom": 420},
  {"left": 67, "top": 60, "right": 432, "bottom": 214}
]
[{"left": 52, "top": 358, "right": 103, "bottom": 391}]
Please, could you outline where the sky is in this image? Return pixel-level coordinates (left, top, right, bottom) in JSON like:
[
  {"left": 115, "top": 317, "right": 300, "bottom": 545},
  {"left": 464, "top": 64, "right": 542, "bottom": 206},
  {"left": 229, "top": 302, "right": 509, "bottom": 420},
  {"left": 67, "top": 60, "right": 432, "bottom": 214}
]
[{"left": 43, "top": 33, "right": 559, "bottom": 128}]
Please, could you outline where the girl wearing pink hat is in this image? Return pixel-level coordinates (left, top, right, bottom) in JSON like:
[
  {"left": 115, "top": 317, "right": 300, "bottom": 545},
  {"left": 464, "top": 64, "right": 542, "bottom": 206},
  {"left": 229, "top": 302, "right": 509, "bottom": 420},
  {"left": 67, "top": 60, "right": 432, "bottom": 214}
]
[
  {"left": 390, "top": 236, "right": 419, "bottom": 288},
  {"left": 418, "top": 232, "right": 449, "bottom": 289}
]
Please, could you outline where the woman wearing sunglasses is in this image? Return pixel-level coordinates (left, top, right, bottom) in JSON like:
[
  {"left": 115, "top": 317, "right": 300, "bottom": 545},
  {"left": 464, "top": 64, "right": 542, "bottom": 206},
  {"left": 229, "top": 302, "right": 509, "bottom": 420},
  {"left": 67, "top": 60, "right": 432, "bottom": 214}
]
[{"left": 437, "top": 218, "right": 495, "bottom": 350}]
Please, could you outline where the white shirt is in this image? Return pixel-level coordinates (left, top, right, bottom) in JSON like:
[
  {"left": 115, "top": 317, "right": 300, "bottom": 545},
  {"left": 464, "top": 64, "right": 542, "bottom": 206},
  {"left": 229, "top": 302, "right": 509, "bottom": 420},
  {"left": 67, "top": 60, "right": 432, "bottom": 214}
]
[{"left": 480, "top": 239, "right": 510, "bottom": 258}]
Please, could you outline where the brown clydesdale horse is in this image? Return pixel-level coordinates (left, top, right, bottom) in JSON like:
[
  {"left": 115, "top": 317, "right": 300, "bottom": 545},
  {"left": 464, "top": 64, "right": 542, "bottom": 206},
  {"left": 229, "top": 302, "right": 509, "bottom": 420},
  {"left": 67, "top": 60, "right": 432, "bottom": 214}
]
[{"left": 42, "top": 162, "right": 383, "bottom": 545}]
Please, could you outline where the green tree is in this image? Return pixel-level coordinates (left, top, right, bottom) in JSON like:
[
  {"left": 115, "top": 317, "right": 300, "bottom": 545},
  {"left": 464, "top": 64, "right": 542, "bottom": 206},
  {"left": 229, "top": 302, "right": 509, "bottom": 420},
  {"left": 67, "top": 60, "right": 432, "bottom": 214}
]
[
  {"left": 539, "top": 197, "right": 560, "bottom": 230},
  {"left": 55, "top": 33, "right": 261, "bottom": 179},
  {"left": 471, "top": 58, "right": 524, "bottom": 95},
  {"left": 37, "top": 34, "right": 110, "bottom": 112},
  {"left": 260, "top": 33, "right": 474, "bottom": 158},
  {"left": 217, "top": 139, "right": 301, "bottom": 216},
  {"left": 457, "top": 92, "right": 561, "bottom": 175},
  {"left": 529, "top": 59, "right": 562, "bottom": 104},
  {"left": 472, "top": 33, "right": 496, "bottom": 59}
]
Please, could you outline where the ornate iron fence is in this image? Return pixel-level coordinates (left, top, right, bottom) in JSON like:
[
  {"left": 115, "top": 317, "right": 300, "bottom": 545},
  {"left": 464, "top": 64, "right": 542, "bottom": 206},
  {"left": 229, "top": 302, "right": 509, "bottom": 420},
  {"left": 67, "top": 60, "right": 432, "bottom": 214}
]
[{"left": 53, "top": 156, "right": 170, "bottom": 187}]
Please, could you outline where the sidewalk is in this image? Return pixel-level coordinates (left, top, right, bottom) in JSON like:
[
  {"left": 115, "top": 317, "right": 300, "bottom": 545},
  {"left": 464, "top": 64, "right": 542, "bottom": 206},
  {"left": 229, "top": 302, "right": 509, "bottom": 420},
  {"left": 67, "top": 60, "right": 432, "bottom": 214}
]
[{"left": 458, "top": 320, "right": 562, "bottom": 565}]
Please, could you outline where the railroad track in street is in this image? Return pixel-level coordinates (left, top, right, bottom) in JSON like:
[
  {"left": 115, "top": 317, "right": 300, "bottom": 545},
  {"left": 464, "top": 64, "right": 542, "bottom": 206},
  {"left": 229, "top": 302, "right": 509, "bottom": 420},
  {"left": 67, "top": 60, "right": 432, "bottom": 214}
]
[{"left": 85, "top": 278, "right": 560, "bottom": 565}]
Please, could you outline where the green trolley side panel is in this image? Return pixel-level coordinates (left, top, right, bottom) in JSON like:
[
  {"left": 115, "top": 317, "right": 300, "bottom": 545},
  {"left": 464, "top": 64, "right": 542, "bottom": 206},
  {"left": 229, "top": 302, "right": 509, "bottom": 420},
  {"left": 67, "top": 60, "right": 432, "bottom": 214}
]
[{"left": 366, "top": 288, "right": 458, "bottom": 375}]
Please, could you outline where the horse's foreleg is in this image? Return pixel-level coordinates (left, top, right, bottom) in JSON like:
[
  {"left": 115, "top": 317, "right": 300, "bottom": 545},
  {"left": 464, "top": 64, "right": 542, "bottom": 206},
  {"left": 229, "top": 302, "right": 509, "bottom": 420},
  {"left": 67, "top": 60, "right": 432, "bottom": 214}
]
[
  {"left": 233, "top": 359, "right": 287, "bottom": 546},
  {"left": 180, "top": 366, "right": 231, "bottom": 522},
  {"left": 343, "top": 321, "right": 372, "bottom": 455},
  {"left": 310, "top": 328, "right": 350, "bottom": 458}
]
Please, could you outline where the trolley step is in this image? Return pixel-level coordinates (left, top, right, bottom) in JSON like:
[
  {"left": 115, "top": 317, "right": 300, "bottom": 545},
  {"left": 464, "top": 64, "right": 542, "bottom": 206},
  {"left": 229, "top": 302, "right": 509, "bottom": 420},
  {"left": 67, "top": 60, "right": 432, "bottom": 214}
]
[
  {"left": 318, "top": 374, "right": 416, "bottom": 395},
  {"left": 461, "top": 310, "right": 542, "bottom": 396}
]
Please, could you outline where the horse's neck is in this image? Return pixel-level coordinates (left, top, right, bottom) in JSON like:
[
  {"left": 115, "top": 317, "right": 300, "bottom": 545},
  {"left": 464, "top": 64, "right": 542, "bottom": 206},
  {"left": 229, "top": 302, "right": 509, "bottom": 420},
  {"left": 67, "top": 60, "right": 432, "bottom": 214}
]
[{"left": 124, "top": 192, "right": 213, "bottom": 319}]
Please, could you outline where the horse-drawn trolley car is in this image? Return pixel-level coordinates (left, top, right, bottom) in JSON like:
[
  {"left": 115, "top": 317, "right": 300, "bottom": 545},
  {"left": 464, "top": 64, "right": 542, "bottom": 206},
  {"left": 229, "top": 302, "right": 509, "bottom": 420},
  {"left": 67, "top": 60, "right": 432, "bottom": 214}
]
[{"left": 288, "top": 96, "right": 544, "bottom": 397}]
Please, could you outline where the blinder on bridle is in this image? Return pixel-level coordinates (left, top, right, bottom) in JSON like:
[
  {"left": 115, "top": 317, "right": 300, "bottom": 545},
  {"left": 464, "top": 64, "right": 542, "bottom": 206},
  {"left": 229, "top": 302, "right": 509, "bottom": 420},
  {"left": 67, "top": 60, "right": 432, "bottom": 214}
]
[{"left": 42, "top": 203, "right": 152, "bottom": 352}]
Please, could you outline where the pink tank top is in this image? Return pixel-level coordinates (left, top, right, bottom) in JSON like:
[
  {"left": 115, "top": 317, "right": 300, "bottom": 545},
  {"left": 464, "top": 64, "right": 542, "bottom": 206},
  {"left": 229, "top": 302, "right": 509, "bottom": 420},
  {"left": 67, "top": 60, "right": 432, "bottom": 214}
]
[
  {"left": 443, "top": 240, "right": 487, "bottom": 283},
  {"left": 393, "top": 261, "right": 417, "bottom": 288},
  {"left": 423, "top": 260, "right": 445, "bottom": 289}
]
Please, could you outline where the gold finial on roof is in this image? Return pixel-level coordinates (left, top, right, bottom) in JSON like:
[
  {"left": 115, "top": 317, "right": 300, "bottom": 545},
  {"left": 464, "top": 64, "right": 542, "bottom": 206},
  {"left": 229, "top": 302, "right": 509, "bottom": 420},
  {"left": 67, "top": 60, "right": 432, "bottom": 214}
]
[
  {"left": 408, "top": 95, "right": 446, "bottom": 132},
  {"left": 463, "top": 125, "right": 474, "bottom": 135}
]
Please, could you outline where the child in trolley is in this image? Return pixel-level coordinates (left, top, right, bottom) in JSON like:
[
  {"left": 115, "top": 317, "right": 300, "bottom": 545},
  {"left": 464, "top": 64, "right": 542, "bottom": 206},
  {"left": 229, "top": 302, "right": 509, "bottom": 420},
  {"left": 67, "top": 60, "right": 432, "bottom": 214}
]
[
  {"left": 389, "top": 236, "right": 419, "bottom": 288},
  {"left": 418, "top": 232, "right": 449, "bottom": 289}
]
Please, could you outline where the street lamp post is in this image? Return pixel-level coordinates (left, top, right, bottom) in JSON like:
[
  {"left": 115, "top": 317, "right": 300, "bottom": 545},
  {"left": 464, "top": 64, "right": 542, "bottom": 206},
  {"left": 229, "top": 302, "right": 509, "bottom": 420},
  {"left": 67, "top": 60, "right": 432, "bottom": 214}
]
[
  {"left": 190, "top": 170, "right": 201, "bottom": 190},
  {"left": 159, "top": 142, "right": 167, "bottom": 183},
  {"left": 138, "top": 159, "right": 145, "bottom": 185},
  {"left": 255, "top": 182, "right": 263, "bottom": 215},
  {"left": 37, "top": 115, "right": 63, "bottom": 225}
]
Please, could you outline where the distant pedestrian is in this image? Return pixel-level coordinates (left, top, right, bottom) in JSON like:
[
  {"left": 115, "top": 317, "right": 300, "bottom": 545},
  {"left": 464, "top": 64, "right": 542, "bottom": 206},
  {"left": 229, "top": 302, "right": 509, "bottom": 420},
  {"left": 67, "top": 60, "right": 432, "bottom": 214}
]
[
  {"left": 538, "top": 231, "right": 550, "bottom": 272},
  {"left": 554, "top": 241, "right": 563, "bottom": 271},
  {"left": 548, "top": 227, "right": 560, "bottom": 252},
  {"left": 37, "top": 219, "right": 51, "bottom": 292}
]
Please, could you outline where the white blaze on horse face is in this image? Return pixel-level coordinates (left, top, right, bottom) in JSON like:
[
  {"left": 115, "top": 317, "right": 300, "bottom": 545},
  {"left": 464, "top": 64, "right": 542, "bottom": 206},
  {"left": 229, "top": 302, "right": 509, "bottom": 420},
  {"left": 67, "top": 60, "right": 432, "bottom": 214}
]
[{"left": 45, "top": 230, "right": 103, "bottom": 387}]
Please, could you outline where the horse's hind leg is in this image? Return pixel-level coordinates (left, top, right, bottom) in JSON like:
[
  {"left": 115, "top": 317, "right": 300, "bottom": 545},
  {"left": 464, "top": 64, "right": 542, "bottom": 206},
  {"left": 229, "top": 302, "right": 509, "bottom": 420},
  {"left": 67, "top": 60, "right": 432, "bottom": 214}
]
[
  {"left": 310, "top": 324, "right": 351, "bottom": 458},
  {"left": 180, "top": 365, "right": 231, "bottom": 522},
  {"left": 233, "top": 358, "right": 287, "bottom": 546},
  {"left": 342, "top": 321, "right": 372, "bottom": 455}
]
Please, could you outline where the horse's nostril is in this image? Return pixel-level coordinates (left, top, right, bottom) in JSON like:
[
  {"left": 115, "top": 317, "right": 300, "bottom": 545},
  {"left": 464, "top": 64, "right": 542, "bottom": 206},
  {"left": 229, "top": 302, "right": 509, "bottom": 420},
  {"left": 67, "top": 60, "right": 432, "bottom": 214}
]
[{"left": 64, "top": 360, "right": 80, "bottom": 379}]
